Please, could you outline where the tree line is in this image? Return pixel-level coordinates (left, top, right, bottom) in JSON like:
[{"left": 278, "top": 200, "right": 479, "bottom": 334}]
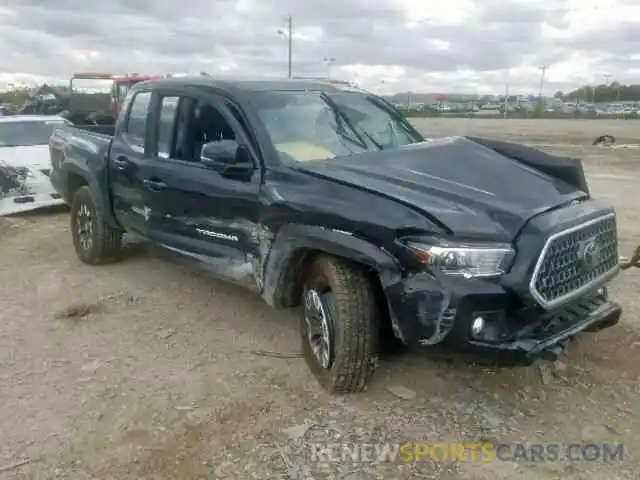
[
  {"left": 0, "top": 88, "right": 30, "bottom": 105},
  {"left": 554, "top": 83, "right": 640, "bottom": 103}
]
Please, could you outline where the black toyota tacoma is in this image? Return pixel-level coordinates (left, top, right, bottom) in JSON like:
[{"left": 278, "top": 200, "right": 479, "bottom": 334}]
[{"left": 49, "top": 77, "right": 622, "bottom": 393}]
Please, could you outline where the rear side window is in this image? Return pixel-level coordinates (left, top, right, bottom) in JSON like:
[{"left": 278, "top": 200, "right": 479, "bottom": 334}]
[
  {"left": 157, "top": 96, "right": 179, "bottom": 159},
  {"left": 125, "top": 91, "right": 151, "bottom": 151}
]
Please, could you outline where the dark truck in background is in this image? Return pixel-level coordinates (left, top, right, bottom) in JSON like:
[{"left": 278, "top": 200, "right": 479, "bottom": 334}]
[{"left": 49, "top": 77, "right": 622, "bottom": 393}]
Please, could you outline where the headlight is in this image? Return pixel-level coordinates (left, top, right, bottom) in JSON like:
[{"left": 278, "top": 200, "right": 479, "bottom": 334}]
[{"left": 406, "top": 241, "right": 515, "bottom": 278}]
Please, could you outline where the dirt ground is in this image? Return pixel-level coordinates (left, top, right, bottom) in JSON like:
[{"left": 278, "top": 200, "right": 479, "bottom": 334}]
[{"left": 1, "top": 119, "right": 638, "bottom": 479}]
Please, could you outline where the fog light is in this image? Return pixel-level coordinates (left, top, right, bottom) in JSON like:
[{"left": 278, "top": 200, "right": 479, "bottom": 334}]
[{"left": 471, "top": 316, "right": 485, "bottom": 336}]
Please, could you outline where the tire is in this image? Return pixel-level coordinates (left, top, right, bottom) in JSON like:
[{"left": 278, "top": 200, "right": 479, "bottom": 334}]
[
  {"left": 300, "top": 255, "right": 379, "bottom": 393},
  {"left": 70, "top": 186, "right": 123, "bottom": 265}
]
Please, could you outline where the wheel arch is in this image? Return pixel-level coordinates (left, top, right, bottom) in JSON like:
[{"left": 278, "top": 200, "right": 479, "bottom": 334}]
[
  {"left": 62, "top": 164, "right": 119, "bottom": 228},
  {"left": 261, "top": 224, "right": 402, "bottom": 315}
]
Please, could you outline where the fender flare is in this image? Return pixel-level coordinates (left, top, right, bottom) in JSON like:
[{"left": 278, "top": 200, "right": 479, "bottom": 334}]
[
  {"left": 62, "top": 163, "right": 101, "bottom": 203},
  {"left": 61, "top": 163, "right": 117, "bottom": 226},
  {"left": 261, "top": 224, "right": 402, "bottom": 308}
]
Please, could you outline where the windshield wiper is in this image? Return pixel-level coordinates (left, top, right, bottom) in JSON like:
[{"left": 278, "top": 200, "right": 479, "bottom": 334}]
[
  {"left": 355, "top": 126, "right": 383, "bottom": 150},
  {"left": 322, "top": 94, "right": 387, "bottom": 151},
  {"left": 320, "top": 94, "right": 368, "bottom": 150}
]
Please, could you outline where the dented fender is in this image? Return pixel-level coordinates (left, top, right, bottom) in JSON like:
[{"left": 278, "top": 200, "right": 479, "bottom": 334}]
[
  {"left": 260, "top": 223, "right": 402, "bottom": 308},
  {"left": 382, "top": 270, "right": 507, "bottom": 345},
  {"left": 259, "top": 223, "right": 484, "bottom": 347},
  {"left": 381, "top": 270, "right": 453, "bottom": 345}
]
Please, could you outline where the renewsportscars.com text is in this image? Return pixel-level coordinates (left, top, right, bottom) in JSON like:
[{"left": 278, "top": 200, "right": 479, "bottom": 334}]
[{"left": 309, "top": 442, "right": 625, "bottom": 463}]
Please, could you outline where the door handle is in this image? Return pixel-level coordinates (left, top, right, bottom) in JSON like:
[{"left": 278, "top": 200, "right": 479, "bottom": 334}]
[
  {"left": 112, "top": 156, "right": 129, "bottom": 170},
  {"left": 142, "top": 178, "right": 168, "bottom": 191}
]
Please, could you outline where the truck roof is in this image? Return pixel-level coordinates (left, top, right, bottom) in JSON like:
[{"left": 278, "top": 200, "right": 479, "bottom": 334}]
[
  {"left": 146, "top": 76, "right": 364, "bottom": 94},
  {"left": 0, "top": 115, "right": 67, "bottom": 123},
  {"left": 113, "top": 75, "right": 161, "bottom": 84}
]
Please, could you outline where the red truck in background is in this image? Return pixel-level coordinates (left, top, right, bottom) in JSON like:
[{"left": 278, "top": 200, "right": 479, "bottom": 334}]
[{"left": 70, "top": 72, "right": 163, "bottom": 118}]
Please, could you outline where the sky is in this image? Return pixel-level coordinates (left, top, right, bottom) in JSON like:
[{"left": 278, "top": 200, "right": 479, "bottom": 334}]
[{"left": 0, "top": 0, "right": 638, "bottom": 95}]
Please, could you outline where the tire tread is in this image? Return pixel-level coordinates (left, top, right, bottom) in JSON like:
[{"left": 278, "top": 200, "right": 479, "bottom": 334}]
[
  {"left": 305, "top": 255, "right": 379, "bottom": 393},
  {"left": 70, "top": 186, "right": 122, "bottom": 265}
]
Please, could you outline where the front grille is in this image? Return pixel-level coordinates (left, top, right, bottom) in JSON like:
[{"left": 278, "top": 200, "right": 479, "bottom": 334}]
[{"left": 530, "top": 214, "right": 618, "bottom": 309}]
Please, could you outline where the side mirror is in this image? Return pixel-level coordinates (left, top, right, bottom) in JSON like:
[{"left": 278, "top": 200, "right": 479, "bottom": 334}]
[
  {"left": 200, "top": 140, "right": 239, "bottom": 165},
  {"left": 200, "top": 140, "right": 255, "bottom": 180}
]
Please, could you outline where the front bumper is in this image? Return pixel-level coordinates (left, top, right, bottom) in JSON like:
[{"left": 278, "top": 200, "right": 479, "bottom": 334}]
[
  {"left": 382, "top": 199, "right": 622, "bottom": 364},
  {"left": 383, "top": 271, "right": 621, "bottom": 365},
  {"left": 461, "top": 297, "right": 621, "bottom": 365}
]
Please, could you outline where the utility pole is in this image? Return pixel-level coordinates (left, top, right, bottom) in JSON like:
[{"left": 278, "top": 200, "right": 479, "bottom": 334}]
[
  {"left": 287, "top": 15, "right": 292, "bottom": 78},
  {"left": 503, "top": 83, "right": 509, "bottom": 119},
  {"left": 278, "top": 15, "right": 293, "bottom": 78},
  {"left": 537, "top": 64, "right": 547, "bottom": 100},
  {"left": 324, "top": 57, "right": 335, "bottom": 79}
]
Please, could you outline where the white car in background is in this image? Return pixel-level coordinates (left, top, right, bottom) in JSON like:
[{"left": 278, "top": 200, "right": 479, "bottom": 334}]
[{"left": 0, "top": 115, "right": 69, "bottom": 216}]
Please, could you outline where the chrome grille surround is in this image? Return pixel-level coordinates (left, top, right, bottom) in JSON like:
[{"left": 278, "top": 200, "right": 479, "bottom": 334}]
[{"left": 529, "top": 213, "right": 619, "bottom": 310}]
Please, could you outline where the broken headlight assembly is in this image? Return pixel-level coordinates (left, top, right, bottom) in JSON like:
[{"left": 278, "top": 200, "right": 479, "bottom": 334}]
[{"left": 405, "top": 241, "right": 515, "bottom": 278}]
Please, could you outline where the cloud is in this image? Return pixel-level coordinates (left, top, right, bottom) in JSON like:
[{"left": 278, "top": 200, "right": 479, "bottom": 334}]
[{"left": 0, "top": 0, "right": 638, "bottom": 94}]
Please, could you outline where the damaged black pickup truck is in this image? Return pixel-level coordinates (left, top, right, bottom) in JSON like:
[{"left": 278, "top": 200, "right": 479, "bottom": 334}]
[{"left": 49, "top": 77, "right": 622, "bottom": 393}]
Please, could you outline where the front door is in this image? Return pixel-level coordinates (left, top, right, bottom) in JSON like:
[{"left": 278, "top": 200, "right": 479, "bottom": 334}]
[{"left": 144, "top": 90, "right": 263, "bottom": 289}]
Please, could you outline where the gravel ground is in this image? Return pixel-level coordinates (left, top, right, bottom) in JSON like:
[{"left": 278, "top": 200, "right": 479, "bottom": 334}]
[{"left": 0, "top": 119, "right": 638, "bottom": 479}]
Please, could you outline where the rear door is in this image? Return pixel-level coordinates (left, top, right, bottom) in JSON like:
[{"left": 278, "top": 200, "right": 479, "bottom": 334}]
[
  {"left": 108, "top": 89, "right": 156, "bottom": 237},
  {"left": 143, "top": 87, "right": 263, "bottom": 287}
]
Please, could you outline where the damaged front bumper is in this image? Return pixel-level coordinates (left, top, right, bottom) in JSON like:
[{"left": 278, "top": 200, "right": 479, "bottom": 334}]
[
  {"left": 383, "top": 271, "right": 621, "bottom": 365},
  {"left": 461, "top": 296, "right": 621, "bottom": 365}
]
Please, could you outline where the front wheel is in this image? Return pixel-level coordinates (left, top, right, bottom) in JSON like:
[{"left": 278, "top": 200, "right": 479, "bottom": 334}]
[
  {"left": 300, "top": 255, "right": 379, "bottom": 393},
  {"left": 70, "top": 186, "right": 123, "bottom": 265}
]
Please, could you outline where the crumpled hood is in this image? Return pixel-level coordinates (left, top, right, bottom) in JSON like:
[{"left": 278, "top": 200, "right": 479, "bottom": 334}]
[
  {"left": 293, "top": 137, "right": 586, "bottom": 241},
  {"left": 0, "top": 144, "right": 62, "bottom": 216}
]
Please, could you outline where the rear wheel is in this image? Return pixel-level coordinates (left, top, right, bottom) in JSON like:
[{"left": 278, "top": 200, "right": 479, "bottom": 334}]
[
  {"left": 70, "top": 186, "right": 123, "bottom": 264},
  {"left": 300, "top": 255, "right": 379, "bottom": 393}
]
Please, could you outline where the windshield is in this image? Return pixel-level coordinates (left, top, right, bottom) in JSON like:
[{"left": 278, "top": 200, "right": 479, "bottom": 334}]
[
  {"left": 250, "top": 90, "right": 423, "bottom": 162},
  {"left": 0, "top": 120, "right": 67, "bottom": 147}
]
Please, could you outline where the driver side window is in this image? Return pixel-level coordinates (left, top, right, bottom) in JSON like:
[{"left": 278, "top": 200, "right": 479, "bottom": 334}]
[{"left": 156, "top": 96, "right": 237, "bottom": 163}]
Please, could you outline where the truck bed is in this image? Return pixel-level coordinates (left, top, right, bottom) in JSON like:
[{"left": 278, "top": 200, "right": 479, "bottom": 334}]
[
  {"left": 49, "top": 123, "right": 114, "bottom": 204},
  {"left": 67, "top": 123, "right": 115, "bottom": 137}
]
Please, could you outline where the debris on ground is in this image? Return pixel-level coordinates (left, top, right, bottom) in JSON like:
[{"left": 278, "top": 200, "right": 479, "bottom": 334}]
[
  {"left": 538, "top": 363, "right": 554, "bottom": 385},
  {"left": 593, "top": 134, "right": 616, "bottom": 146},
  {"left": 386, "top": 384, "right": 417, "bottom": 400},
  {"left": 593, "top": 133, "right": 640, "bottom": 150},
  {"left": 54, "top": 302, "right": 103, "bottom": 319},
  {"left": 156, "top": 328, "right": 176, "bottom": 340},
  {"left": 281, "top": 423, "right": 313, "bottom": 440},
  {"left": 250, "top": 350, "right": 303, "bottom": 359},
  {"left": 0, "top": 458, "right": 38, "bottom": 474}
]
